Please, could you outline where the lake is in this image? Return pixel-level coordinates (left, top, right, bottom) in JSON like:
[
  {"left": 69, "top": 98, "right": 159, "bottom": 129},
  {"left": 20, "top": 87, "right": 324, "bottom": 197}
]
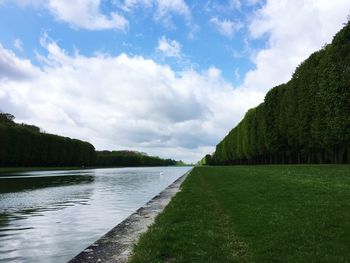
[{"left": 0, "top": 166, "right": 192, "bottom": 263}]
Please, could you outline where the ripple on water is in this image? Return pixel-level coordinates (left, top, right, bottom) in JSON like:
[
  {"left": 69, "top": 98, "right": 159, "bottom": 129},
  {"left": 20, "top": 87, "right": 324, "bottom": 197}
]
[{"left": 0, "top": 166, "right": 191, "bottom": 263}]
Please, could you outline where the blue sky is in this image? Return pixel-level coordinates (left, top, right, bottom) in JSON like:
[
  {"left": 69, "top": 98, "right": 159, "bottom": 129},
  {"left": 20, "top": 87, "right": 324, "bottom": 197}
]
[
  {"left": 0, "top": 0, "right": 349, "bottom": 162},
  {"left": 0, "top": 0, "right": 265, "bottom": 85}
]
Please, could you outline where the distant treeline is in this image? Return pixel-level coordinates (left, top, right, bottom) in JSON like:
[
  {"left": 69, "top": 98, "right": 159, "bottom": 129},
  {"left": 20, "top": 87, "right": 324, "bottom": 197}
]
[
  {"left": 206, "top": 21, "right": 350, "bottom": 165},
  {"left": 96, "top": 150, "right": 177, "bottom": 167},
  {"left": 0, "top": 113, "right": 96, "bottom": 167},
  {"left": 0, "top": 113, "right": 178, "bottom": 167}
]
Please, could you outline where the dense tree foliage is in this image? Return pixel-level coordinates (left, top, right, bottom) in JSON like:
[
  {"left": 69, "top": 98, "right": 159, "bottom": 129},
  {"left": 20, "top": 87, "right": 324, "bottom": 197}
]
[
  {"left": 0, "top": 112, "right": 96, "bottom": 167},
  {"left": 0, "top": 113, "right": 178, "bottom": 168},
  {"left": 209, "top": 21, "right": 350, "bottom": 165},
  {"left": 96, "top": 150, "right": 177, "bottom": 167},
  {"left": 198, "top": 154, "right": 212, "bottom": 165}
]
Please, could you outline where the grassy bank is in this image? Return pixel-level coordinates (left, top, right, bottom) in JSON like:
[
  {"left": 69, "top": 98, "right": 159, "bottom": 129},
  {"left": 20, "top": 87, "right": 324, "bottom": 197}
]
[{"left": 129, "top": 165, "right": 350, "bottom": 262}]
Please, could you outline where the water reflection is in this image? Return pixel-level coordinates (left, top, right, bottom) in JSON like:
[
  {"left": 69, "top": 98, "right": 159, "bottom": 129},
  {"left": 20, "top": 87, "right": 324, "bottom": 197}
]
[
  {"left": 0, "top": 166, "right": 191, "bottom": 263},
  {"left": 0, "top": 173, "right": 95, "bottom": 193}
]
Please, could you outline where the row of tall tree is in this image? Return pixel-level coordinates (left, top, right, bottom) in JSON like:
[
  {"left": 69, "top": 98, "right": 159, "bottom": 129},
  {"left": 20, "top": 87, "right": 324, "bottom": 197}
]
[
  {"left": 0, "top": 113, "right": 96, "bottom": 167},
  {"left": 96, "top": 150, "right": 177, "bottom": 167},
  {"left": 0, "top": 113, "right": 179, "bottom": 167},
  {"left": 208, "top": 21, "right": 350, "bottom": 165}
]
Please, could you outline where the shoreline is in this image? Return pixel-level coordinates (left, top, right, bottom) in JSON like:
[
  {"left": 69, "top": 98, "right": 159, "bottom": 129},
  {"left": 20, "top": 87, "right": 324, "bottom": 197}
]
[{"left": 68, "top": 168, "right": 192, "bottom": 263}]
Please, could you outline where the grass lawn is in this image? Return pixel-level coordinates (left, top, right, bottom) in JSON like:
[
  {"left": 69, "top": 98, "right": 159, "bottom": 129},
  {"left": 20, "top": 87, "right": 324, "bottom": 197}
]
[{"left": 129, "top": 165, "right": 350, "bottom": 263}]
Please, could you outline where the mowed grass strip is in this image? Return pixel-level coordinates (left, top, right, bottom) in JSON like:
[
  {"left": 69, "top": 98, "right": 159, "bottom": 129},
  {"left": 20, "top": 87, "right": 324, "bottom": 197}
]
[{"left": 129, "top": 165, "right": 350, "bottom": 263}]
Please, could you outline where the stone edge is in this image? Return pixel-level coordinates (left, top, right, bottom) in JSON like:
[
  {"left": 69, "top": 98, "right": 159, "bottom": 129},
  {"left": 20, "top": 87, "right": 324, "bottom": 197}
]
[{"left": 68, "top": 168, "right": 192, "bottom": 263}]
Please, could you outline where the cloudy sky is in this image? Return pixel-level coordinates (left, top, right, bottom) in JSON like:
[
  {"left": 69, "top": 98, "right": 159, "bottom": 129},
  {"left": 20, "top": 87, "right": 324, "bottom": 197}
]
[{"left": 0, "top": 0, "right": 349, "bottom": 163}]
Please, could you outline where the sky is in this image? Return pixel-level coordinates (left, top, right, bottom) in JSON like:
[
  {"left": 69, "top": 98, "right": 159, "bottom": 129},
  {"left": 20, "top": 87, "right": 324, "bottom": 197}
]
[{"left": 0, "top": 0, "right": 349, "bottom": 163}]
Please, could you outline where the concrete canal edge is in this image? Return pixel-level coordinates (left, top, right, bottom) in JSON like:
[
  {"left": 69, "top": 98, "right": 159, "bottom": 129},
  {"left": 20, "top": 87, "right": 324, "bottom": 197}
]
[{"left": 68, "top": 168, "right": 192, "bottom": 263}]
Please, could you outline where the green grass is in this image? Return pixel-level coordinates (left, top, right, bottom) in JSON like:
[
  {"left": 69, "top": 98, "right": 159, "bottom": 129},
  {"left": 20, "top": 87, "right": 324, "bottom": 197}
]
[{"left": 129, "top": 165, "right": 350, "bottom": 263}]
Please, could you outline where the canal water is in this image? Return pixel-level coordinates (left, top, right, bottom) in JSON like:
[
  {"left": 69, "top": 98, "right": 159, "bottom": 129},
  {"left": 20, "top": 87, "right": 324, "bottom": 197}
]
[{"left": 0, "top": 166, "right": 191, "bottom": 263}]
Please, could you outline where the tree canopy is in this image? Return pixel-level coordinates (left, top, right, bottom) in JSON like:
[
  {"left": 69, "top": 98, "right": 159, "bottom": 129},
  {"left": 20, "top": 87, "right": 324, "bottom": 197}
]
[
  {"left": 207, "top": 21, "right": 350, "bottom": 165},
  {"left": 0, "top": 113, "right": 96, "bottom": 167},
  {"left": 96, "top": 150, "right": 177, "bottom": 167},
  {"left": 0, "top": 116, "right": 178, "bottom": 168}
]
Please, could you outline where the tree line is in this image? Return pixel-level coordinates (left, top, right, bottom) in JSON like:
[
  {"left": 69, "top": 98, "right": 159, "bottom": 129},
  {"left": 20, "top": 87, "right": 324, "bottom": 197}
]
[
  {"left": 96, "top": 150, "right": 177, "bottom": 167},
  {"left": 0, "top": 113, "right": 96, "bottom": 167},
  {"left": 207, "top": 21, "right": 350, "bottom": 165},
  {"left": 0, "top": 113, "right": 178, "bottom": 167}
]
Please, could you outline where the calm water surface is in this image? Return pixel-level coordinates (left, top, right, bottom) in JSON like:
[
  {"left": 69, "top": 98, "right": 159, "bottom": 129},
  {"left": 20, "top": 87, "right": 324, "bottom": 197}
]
[{"left": 0, "top": 166, "right": 191, "bottom": 263}]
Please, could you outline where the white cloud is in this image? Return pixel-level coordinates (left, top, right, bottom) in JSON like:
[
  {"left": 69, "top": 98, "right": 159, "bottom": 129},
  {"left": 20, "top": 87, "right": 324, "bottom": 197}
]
[
  {"left": 49, "top": 0, "right": 128, "bottom": 30},
  {"left": 13, "top": 38, "right": 23, "bottom": 52},
  {"left": 1, "top": 1, "right": 350, "bottom": 163},
  {"left": 3, "top": 0, "right": 128, "bottom": 30},
  {"left": 210, "top": 17, "right": 243, "bottom": 38},
  {"left": 0, "top": 43, "right": 39, "bottom": 81},
  {"left": 156, "top": 36, "right": 182, "bottom": 57},
  {"left": 0, "top": 40, "right": 259, "bottom": 163},
  {"left": 4, "top": 0, "right": 193, "bottom": 33},
  {"left": 242, "top": 0, "right": 350, "bottom": 94}
]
